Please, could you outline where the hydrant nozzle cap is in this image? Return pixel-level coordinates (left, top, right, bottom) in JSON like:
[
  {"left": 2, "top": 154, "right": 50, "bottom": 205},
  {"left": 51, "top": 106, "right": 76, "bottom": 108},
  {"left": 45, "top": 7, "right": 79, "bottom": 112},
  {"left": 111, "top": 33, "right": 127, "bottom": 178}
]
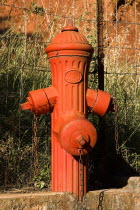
[{"left": 20, "top": 101, "right": 31, "bottom": 110}]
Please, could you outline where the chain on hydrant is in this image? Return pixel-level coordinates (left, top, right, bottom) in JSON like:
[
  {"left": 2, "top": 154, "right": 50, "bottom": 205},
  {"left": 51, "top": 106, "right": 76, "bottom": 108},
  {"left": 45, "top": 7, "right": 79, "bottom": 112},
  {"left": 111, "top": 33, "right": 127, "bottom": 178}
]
[
  {"left": 78, "top": 148, "right": 84, "bottom": 201},
  {"left": 33, "top": 113, "right": 39, "bottom": 176},
  {"left": 114, "top": 99, "right": 119, "bottom": 154}
]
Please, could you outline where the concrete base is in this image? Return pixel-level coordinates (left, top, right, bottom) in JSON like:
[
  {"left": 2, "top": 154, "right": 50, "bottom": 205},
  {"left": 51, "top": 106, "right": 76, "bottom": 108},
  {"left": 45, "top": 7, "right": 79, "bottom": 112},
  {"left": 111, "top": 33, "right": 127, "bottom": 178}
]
[{"left": 0, "top": 177, "right": 140, "bottom": 210}]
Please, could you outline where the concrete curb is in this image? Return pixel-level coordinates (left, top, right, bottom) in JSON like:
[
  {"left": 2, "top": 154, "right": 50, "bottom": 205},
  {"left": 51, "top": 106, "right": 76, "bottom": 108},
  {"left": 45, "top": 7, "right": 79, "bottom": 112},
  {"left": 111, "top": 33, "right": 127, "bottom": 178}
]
[{"left": 0, "top": 177, "right": 140, "bottom": 210}]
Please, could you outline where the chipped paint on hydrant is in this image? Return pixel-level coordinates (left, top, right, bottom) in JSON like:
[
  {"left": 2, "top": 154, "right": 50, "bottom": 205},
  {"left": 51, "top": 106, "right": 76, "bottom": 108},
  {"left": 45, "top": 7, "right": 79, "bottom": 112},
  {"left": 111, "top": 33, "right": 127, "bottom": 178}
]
[{"left": 20, "top": 20, "right": 114, "bottom": 201}]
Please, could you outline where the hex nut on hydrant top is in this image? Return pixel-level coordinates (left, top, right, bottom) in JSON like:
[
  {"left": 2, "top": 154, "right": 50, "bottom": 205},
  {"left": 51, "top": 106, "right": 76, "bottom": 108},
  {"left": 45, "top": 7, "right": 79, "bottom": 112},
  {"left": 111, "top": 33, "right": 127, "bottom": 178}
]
[{"left": 20, "top": 20, "right": 114, "bottom": 200}]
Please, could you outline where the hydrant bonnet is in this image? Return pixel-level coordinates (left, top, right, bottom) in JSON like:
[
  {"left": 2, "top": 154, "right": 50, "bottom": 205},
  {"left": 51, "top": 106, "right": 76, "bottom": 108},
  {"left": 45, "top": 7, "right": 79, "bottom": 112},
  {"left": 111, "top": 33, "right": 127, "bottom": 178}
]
[{"left": 46, "top": 22, "right": 94, "bottom": 58}]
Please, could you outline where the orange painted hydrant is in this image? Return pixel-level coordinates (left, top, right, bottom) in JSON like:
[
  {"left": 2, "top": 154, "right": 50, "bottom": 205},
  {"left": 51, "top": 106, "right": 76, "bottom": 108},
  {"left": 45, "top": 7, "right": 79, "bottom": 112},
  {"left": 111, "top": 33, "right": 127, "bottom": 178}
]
[{"left": 21, "top": 22, "right": 113, "bottom": 200}]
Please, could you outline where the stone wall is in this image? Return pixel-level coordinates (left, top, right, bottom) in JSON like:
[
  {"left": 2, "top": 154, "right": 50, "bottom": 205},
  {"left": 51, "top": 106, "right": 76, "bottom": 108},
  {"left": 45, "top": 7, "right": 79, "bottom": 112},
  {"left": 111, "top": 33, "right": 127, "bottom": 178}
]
[{"left": 0, "top": 177, "right": 140, "bottom": 210}]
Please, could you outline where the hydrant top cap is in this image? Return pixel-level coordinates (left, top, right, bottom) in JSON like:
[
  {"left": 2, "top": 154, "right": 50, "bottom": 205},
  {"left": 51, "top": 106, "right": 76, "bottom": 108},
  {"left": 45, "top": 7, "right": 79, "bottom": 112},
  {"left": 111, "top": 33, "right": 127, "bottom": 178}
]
[
  {"left": 46, "top": 21, "right": 94, "bottom": 55},
  {"left": 61, "top": 21, "right": 78, "bottom": 32},
  {"left": 51, "top": 23, "right": 89, "bottom": 44}
]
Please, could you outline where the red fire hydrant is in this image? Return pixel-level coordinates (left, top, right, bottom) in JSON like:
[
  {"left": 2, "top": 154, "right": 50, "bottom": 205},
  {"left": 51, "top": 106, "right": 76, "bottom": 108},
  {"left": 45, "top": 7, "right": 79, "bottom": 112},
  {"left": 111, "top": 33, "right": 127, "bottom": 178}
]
[{"left": 21, "top": 21, "right": 113, "bottom": 200}]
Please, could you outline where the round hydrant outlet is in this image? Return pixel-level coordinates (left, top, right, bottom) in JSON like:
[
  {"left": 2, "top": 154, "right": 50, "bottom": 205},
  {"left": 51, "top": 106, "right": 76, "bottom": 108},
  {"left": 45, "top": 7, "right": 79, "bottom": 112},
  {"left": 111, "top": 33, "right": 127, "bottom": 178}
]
[{"left": 58, "top": 116, "right": 97, "bottom": 156}]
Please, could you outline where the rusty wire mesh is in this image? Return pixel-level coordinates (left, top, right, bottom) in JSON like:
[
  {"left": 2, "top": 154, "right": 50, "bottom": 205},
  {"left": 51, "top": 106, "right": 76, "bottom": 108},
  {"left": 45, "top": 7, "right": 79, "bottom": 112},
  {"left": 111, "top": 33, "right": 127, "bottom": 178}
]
[{"left": 0, "top": 0, "right": 140, "bottom": 191}]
